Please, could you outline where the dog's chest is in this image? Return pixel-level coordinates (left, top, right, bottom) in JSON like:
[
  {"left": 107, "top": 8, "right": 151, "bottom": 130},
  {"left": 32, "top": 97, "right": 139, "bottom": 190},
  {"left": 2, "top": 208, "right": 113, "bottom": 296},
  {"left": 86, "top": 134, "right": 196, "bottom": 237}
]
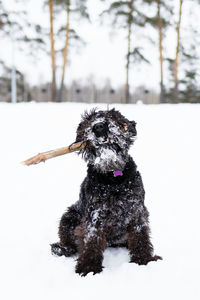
[{"left": 87, "top": 185, "right": 138, "bottom": 228}]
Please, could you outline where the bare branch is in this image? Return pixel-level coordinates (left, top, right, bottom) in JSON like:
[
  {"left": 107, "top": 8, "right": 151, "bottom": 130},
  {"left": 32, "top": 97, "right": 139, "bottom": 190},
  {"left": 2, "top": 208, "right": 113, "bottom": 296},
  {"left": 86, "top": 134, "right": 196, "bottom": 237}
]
[{"left": 21, "top": 141, "right": 86, "bottom": 166}]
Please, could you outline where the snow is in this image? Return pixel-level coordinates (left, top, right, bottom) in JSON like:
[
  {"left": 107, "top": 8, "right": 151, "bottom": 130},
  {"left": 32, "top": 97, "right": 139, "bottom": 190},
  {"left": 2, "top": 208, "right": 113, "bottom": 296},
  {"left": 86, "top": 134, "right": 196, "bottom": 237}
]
[
  {"left": 0, "top": 102, "right": 200, "bottom": 300},
  {"left": 94, "top": 147, "right": 118, "bottom": 167}
]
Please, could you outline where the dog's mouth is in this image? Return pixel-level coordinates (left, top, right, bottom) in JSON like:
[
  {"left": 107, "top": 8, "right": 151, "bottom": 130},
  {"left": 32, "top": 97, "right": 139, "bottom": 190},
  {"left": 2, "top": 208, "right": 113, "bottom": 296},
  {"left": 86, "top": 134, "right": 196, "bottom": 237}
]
[
  {"left": 89, "top": 136, "right": 122, "bottom": 154},
  {"left": 97, "top": 135, "right": 109, "bottom": 144},
  {"left": 83, "top": 133, "right": 126, "bottom": 172}
]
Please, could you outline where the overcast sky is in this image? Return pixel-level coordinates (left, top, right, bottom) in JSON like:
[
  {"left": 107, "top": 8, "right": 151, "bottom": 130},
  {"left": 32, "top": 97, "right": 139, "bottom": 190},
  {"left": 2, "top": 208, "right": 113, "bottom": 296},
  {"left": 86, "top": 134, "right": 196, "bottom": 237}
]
[{"left": 1, "top": 0, "right": 198, "bottom": 92}]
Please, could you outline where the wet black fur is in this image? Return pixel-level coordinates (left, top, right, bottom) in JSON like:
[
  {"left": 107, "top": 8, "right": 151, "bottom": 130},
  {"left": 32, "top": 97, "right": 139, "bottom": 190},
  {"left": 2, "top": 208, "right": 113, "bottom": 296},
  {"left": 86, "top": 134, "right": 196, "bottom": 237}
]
[{"left": 51, "top": 108, "right": 162, "bottom": 276}]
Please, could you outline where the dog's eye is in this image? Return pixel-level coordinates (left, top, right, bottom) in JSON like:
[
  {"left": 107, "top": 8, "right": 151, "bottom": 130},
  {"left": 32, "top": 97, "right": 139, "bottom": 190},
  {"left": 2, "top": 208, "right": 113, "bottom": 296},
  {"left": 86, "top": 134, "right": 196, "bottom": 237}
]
[{"left": 123, "top": 123, "right": 128, "bottom": 131}]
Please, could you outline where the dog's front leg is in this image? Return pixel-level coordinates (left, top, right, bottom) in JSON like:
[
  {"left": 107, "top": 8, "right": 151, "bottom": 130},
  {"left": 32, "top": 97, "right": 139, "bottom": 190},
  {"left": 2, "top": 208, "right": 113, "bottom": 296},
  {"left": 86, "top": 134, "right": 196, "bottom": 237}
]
[
  {"left": 128, "top": 217, "right": 162, "bottom": 265},
  {"left": 75, "top": 224, "right": 106, "bottom": 276}
]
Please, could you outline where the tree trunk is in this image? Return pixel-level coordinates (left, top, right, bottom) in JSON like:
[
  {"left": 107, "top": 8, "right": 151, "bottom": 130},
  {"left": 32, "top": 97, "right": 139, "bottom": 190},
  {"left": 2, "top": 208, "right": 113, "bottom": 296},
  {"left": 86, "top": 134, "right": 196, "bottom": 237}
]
[
  {"left": 48, "top": 0, "right": 57, "bottom": 102},
  {"left": 125, "top": 0, "right": 133, "bottom": 104},
  {"left": 58, "top": 4, "right": 70, "bottom": 102},
  {"left": 157, "top": 0, "right": 165, "bottom": 103},
  {"left": 173, "top": 0, "right": 183, "bottom": 103}
]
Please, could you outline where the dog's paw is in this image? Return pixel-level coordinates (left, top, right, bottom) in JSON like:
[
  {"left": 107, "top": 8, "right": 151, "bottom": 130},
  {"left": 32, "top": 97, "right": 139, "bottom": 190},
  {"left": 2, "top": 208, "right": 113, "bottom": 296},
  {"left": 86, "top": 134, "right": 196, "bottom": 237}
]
[
  {"left": 51, "top": 243, "right": 76, "bottom": 257},
  {"left": 151, "top": 255, "right": 163, "bottom": 262},
  {"left": 130, "top": 255, "right": 162, "bottom": 265},
  {"left": 51, "top": 243, "right": 64, "bottom": 257},
  {"left": 75, "top": 260, "right": 103, "bottom": 276}
]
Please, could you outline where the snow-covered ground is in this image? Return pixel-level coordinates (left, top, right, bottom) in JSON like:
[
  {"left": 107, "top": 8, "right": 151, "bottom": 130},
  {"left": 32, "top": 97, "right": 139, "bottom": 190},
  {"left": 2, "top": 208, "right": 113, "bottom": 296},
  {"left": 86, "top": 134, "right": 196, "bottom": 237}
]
[{"left": 0, "top": 102, "right": 200, "bottom": 300}]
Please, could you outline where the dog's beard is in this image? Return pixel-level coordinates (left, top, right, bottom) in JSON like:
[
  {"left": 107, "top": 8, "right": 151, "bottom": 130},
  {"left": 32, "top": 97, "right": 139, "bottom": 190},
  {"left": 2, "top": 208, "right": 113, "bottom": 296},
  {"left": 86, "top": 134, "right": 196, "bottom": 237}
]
[
  {"left": 92, "top": 144, "right": 128, "bottom": 173},
  {"left": 85, "top": 138, "right": 128, "bottom": 173}
]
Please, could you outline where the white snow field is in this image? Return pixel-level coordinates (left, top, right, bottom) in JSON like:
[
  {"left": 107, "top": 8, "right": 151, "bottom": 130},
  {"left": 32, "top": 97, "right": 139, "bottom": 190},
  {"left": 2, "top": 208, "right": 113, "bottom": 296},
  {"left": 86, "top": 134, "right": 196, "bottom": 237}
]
[{"left": 0, "top": 102, "right": 200, "bottom": 300}]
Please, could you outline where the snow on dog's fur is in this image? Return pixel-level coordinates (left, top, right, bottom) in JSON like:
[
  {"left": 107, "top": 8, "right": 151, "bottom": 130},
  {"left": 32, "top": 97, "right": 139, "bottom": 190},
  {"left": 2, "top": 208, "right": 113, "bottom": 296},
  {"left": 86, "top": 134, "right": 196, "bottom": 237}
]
[{"left": 51, "top": 108, "right": 162, "bottom": 276}]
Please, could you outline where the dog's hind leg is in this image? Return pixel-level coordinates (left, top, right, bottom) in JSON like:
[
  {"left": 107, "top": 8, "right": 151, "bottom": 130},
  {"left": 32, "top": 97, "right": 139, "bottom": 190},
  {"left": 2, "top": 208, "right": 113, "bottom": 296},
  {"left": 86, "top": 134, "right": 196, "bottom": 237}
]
[
  {"left": 127, "top": 213, "right": 162, "bottom": 265},
  {"left": 51, "top": 204, "right": 81, "bottom": 257}
]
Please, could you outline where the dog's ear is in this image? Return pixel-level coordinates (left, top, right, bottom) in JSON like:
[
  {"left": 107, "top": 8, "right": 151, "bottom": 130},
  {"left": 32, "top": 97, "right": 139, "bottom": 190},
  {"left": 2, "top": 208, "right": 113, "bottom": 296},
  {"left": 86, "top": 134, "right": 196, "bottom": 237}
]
[{"left": 129, "top": 120, "right": 137, "bottom": 136}]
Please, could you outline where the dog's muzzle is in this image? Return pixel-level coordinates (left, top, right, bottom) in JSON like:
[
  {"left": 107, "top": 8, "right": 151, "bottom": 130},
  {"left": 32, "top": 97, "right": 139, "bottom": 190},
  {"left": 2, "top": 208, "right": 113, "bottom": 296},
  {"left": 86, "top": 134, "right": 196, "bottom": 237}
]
[{"left": 92, "top": 122, "right": 108, "bottom": 138}]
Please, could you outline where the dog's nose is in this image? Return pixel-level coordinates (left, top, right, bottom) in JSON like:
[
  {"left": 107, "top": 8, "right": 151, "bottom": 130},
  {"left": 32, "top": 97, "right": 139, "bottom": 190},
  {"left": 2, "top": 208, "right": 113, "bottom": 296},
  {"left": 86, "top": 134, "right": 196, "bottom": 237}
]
[{"left": 92, "top": 122, "right": 108, "bottom": 137}]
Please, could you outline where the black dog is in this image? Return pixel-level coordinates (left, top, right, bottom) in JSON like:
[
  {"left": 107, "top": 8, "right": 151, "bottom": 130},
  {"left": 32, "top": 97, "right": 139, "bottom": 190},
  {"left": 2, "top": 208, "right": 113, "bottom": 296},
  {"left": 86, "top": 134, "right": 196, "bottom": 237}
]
[{"left": 51, "top": 108, "right": 161, "bottom": 276}]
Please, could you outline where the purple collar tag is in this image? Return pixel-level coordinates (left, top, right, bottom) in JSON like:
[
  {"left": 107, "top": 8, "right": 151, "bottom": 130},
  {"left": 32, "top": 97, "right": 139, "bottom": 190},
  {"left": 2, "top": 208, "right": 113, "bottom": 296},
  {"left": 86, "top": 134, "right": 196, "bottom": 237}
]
[{"left": 113, "top": 170, "right": 123, "bottom": 177}]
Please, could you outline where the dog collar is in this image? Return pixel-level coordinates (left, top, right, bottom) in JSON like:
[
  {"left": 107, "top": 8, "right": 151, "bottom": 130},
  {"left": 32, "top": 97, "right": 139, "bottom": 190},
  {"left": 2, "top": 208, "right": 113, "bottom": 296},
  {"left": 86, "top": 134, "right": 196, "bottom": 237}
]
[{"left": 113, "top": 170, "right": 123, "bottom": 177}]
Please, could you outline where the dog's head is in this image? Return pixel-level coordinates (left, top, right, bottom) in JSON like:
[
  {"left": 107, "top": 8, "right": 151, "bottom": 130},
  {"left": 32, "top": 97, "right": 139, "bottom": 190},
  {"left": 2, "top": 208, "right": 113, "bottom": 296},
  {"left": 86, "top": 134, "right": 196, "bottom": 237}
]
[{"left": 75, "top": 108, "right": 137, "bottom": 173}]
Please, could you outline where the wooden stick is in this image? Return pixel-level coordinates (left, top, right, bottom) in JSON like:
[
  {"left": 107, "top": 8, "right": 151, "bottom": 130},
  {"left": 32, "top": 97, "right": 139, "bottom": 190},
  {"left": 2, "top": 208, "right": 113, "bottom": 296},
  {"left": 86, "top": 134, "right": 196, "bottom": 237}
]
[{"left": 21, "top": 141, "right": 86, "bottom": 166}]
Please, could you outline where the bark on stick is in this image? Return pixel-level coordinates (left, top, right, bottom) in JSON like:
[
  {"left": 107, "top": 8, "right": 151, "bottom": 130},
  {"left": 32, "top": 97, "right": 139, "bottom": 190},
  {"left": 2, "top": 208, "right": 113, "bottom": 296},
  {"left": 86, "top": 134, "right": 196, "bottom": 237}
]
[{"left": 21, "top": 141, "right": 86, "bottom": 166}]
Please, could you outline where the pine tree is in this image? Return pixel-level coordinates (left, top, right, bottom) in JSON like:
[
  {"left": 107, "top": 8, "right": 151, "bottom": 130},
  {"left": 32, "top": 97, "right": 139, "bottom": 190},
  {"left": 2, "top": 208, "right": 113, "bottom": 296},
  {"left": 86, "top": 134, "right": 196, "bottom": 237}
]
[
  {"left": 125, "top": 1, "right": 134, "bottom": 104},
  {"left": 166, "top": 0, "right": 200, "bottom": 103},
  {"left": 0, "top": 1, "right": 44, "bottom": 47},
  {"left": 179, "top": 27, "right": 200, "bottom": 103},
  {"left": 55, "top": 0, "right": 89, "bottom": 101},
  {"left": 142, "top": 0, "right": 173, "bottom": 103},
  {"left": 173, "top": 0, "right": 183, "bottom": 102},
  {"left": 0, "top": 1, "right": 24, "bottom": 35},
  {"left": 101, "top": 1, "right": 151, "bottom": 104},
  {"left": 58, "top": 0, "right": 70, "bottom": 101},
  {"left": 48, "top": 0, "right": 57, "bottom": 102},
  {"left": 0, "top": 0, "right": 45, "bottom": 102},
  {"left": 157, "top": 0, "right": 164, "bottom": 103}
]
